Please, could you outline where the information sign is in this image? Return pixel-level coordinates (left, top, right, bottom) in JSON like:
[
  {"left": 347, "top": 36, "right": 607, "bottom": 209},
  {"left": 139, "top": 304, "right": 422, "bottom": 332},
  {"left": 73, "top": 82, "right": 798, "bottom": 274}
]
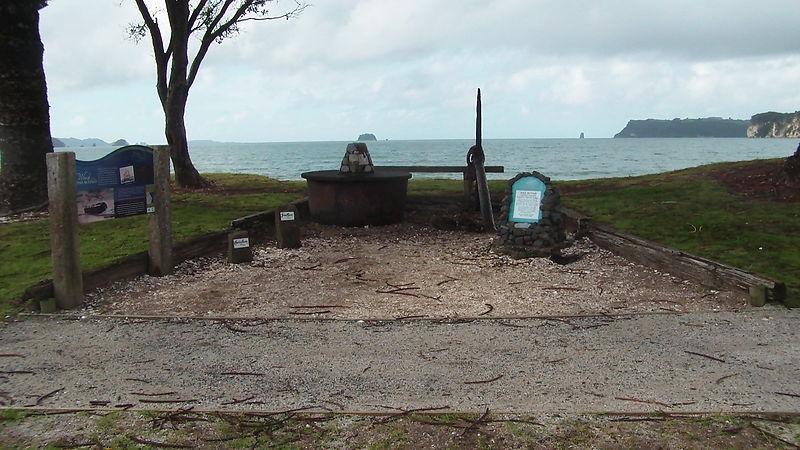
[
  {"left": 509, "top": 176, "right": 547, "bottom": 223},
  {"left": 75, "top": 145, "right": 154, "bottom": 224}
]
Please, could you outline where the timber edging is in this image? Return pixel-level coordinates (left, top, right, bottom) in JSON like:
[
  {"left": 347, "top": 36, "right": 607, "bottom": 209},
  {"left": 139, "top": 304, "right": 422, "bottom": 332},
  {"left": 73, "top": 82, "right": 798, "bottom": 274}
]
[
  {"left": 22, "top": 198, "right": 311, "bottom": 303},
  {"left": 557, "top": 206, "right": 787, "bottom": 304}
]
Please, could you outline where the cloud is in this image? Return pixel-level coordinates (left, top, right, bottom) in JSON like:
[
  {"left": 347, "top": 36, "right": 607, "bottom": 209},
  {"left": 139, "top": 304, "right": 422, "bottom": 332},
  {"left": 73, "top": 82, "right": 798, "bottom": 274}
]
[{"left": 39, "top": 0, "right": 800, "bottom": 141}]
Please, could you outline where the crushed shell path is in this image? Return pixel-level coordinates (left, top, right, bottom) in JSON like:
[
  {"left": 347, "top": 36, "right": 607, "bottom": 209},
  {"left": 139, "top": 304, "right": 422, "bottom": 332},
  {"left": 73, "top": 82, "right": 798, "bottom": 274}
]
[{"left": 1, "top": 310, "right": 799, "bottom": 413}]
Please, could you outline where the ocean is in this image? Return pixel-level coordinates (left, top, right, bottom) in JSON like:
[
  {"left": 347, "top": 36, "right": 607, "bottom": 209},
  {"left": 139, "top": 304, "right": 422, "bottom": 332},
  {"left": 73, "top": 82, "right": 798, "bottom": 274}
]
[{"left": 61, "top": 138, "right": 797, "bottom": 181}]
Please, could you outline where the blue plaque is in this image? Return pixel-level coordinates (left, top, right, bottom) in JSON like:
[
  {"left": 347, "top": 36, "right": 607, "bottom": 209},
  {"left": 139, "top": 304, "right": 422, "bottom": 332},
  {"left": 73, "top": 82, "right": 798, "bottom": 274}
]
[
  {"left": 509, "top": 176, "right": 546, "bottom": 223},
  {"left": 75, "top": 145, "right": 154, "bottom": 223}
]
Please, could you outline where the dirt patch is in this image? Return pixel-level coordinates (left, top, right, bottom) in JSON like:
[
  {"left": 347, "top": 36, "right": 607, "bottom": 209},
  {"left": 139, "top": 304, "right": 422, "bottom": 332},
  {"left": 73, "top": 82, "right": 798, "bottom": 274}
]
[
  {"left": 84, "top": 219, "right": 747, "bottom": 319},
  {"left": 708, "top": 159, "right": 800, "bottom": 203}
]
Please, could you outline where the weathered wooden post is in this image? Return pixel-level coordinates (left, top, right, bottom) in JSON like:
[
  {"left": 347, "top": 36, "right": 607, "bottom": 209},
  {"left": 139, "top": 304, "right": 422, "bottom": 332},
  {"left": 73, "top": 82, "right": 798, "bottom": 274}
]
[
  {"left": 275, "top": 204, "right": 302, "bottom": 249},
  {"left": 46, "top": 152, "right": 83, "bottom": 309},
  {"left": 147, "top": 145, "right": 173, "bottom": 276},
  {"left": 470, "top": 88, "right": 496, "bottom": 231}
]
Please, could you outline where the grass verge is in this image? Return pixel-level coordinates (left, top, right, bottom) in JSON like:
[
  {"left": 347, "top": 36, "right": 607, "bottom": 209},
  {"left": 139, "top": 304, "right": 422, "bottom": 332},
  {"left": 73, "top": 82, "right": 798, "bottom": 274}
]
[{"left": 558, "top": 160, "right": 799, "bottom": 304}]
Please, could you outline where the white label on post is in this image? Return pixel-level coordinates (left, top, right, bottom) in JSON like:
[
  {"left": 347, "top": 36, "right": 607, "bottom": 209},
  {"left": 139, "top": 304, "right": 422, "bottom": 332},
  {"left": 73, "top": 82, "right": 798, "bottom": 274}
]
[
  {"left": 280, "top": 211, "right": 295, "bottom": 221},
  {"left": 233, "top": 237, "right": 250, "bottom": 249}
]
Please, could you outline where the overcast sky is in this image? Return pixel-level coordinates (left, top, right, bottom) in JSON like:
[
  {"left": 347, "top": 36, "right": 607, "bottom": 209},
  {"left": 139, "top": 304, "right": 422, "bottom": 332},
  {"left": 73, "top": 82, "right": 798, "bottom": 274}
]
[{"left": 40, "top": 0, "right": 800, "bottom": 143}]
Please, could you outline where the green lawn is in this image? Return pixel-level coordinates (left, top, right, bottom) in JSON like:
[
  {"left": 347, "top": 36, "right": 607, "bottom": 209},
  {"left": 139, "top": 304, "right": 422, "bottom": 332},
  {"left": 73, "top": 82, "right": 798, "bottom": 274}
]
[{"left": 558, "top": 161, "right": 800, "bottom": 305}]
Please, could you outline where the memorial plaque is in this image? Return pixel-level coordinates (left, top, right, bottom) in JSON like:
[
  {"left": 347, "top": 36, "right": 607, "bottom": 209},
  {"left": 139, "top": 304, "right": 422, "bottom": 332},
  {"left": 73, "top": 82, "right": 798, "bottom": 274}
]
[
  {"left": 509, "top": 176, "right": 546, "bottom": 223},
  {"left": 75, "top": 145, "right": 154, "bottom": 224}
]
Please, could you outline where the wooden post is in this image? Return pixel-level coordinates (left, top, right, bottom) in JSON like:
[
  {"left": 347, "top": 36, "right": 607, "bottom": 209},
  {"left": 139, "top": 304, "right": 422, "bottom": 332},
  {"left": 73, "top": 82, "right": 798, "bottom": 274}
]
[
  {"left": 46, "top": 152, "right": 83, "bottom": 309},
  {"left": 275, "top": 204, "right": 302, "bottom": 249},
  {"left": 227, "top": 230, "right": 253, "bottom": 263},
  {"left": 147, "top": 145, "right": 173, "bottom": 276},
  {"left": 473, "top": 89, "right": 496, "bottom": 231}
]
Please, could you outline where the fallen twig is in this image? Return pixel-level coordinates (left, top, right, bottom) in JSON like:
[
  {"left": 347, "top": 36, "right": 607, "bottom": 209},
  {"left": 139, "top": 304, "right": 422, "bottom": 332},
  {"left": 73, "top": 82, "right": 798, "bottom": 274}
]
[
  {"left": 220, "top": 371, "right": 266, "bottom": 376},
  {"left": 750, "top": 423, "right": 800, "bottom": 449},
  {"left": 376, "top": 289, "right": 419, "bottom": 298},
  {"left": 614, "top": 396, "right": 673, "bottom": 408},
  {"left": 138, "top": 399, "right": 198, "bottom": 404},
  {"left": 715, "top": 373, "right": 740, "bottom": 385},
  {"left": 0, "top": 354, "right": 25, "bottom": 358},
  {"left": 89, "top": 400, "right": 111, "bottom": 406},
  {"left": 436, "top": 276, "right": 460, "bottom": 286},
  {"left": 288, "top": 310, "right": 331, "bottom": 315},
  {"left": 464, "top": 374, "right": 504, "bottom": 385},
  {"left": 542, "top": 286, "right": 583, "bottom": 291},
  {"left": 130, "top": 391, "right": 178, "bottom": 397},
  {"left": 290, "top": 305, "right": 348, "bottom": 309},
  {"left": 221, "top": 396, "right": 256, "bottom": 405},
  {"left": 684, "top": 350, "right": 726, "bottom": 363},
  {"left": 333, "top": 257, "right": 358, "bottom": 264},
  {"left": 395, "top": 315, "right": 426, "bottom": 321},
  {"left": 0, "top": 370, "right": 34, "bottom": 375},
  {"left": 461, "top": 407, "right": 491, "bottom": 436},
  {"left": 544, "top": 358, "right": 568, "bottom": 364},
  {"left": 774, "top": 391, "right": 800, "bottom": 399},
  {"left": 298, "top": 263, "right": 322, "bottom": 270},
  {"left": 34, "top": 387, "right": 63, "bottom": 406},
  {"left": 478, "top": 303, "right": 494, "bottom": 316}
]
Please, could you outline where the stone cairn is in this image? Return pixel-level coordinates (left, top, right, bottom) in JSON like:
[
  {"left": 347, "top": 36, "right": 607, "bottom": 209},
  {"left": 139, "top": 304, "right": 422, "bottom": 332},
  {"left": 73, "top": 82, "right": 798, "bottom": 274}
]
[{"left": 495, "top": 172, "right": 568, "bottom": 258}]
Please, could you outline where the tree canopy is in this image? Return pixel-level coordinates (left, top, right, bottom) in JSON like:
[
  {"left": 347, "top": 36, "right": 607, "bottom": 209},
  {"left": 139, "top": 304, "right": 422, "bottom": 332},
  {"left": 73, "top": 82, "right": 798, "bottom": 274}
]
[{"left": 129, "top": 0, "right": 306, "bottom": 188}]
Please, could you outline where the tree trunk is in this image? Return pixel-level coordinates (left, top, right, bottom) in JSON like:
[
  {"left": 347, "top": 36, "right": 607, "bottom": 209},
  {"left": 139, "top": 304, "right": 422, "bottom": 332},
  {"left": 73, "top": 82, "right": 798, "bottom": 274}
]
[
  {"left": 0, "top": 2, "right": 52, "bottom": 213},
  {"left": 164, "top": 92, "right": 208, "bottom": 188}
]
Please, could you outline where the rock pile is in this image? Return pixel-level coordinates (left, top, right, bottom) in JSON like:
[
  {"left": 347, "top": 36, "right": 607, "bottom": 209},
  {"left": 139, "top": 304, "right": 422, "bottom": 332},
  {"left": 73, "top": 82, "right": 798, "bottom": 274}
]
[{"left": 495, "top": 172, "right": 568, "bottom": 258}]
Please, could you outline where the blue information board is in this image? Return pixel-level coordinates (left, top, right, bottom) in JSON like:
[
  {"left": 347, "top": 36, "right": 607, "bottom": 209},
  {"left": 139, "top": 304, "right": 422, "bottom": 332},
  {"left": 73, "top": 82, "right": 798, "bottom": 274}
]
[
  {"left": 75, "top": 145, "right": 154, "bottom": 223},
  {"left": 509, "top": 176, "right": 546, "bottom": 223}
]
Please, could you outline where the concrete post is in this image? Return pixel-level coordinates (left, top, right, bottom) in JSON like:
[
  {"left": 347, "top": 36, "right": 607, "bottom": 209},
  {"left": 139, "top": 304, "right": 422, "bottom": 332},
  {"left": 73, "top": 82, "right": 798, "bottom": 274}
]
[
  {"left": 147, "top": 145, "right": 173, "bottom": 276},
  {"left": 46, "top": 152, "right": 83, "bottom": 309}
]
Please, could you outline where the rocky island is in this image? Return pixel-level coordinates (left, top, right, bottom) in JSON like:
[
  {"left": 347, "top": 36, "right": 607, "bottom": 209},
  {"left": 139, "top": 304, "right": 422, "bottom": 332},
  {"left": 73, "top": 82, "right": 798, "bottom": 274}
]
[{"left": 357, "top": 133, "right": 377, "bottom": 141}]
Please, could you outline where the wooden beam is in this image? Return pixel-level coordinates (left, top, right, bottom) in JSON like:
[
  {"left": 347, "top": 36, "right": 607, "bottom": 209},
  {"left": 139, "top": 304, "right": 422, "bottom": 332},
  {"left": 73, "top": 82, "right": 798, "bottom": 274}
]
[
  {"left": 590, "top": 224, "right": 786, "bottom": 302},
  {"left": 375, "top": 165, "right": 504, "bottom": 173}
]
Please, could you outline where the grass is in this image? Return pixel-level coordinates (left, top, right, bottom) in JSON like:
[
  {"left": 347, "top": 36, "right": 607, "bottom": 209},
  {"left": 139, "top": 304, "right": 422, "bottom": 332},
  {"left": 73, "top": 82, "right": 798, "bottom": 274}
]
[
  {"left": 0, "top": 174, "right": 305, "bottom": 314},
  {"left": 558, "top": 160, "right": 800, "bottom": 304}
]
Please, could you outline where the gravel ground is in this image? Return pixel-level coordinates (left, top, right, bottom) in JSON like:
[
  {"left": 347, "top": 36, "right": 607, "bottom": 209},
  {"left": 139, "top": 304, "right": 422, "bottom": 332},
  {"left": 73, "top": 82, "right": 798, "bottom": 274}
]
[
  {"left": 1, "top": 311, "right": 799, "bottom": 413},
  {"left": 83, "top": 223, "right": 748, "bottom": 319}
]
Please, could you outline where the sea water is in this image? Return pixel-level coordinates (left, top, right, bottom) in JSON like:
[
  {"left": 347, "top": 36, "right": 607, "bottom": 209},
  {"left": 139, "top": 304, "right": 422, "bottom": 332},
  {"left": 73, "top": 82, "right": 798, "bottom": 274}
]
[{"left": 62, "top": 138, "right": 797, "bottom": 181}]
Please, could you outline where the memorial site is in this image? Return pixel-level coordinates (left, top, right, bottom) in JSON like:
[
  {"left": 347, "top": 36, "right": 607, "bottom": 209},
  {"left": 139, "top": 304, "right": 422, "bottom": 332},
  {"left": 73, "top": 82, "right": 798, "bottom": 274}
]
[{"left": 1, "top": 0, "right": 799, "bottom": 447}]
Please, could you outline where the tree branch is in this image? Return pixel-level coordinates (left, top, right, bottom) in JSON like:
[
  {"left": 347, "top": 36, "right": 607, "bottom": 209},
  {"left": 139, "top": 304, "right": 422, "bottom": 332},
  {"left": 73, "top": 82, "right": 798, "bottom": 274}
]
[
  {"left": 133, "top": 0, "right": 169, "bottom": 106},
  {"left": 188, "top": 0, "right": 210, "bottom": 31}
]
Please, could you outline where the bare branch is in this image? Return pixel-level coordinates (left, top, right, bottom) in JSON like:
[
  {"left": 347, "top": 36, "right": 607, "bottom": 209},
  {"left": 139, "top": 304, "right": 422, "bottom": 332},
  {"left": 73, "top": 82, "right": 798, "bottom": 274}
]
[
  {"left": 188, "top": 0, "right": 210, "bottom": 30},
  {"left": 133, "top": 0, "right": 169, "bottom": 105}
]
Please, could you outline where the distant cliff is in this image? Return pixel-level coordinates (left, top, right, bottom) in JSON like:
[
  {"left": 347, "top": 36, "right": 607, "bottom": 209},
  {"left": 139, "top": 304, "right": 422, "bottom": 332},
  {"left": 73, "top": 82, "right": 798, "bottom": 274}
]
[
  {"left": 747, "top": 111, "right": 800, "bottom": 138},
  {"left": 614, "top": 118, "right": 749, "bottom": 138},
  {"left": 357, "top": 133, "right": 377, "bottom": 141}
]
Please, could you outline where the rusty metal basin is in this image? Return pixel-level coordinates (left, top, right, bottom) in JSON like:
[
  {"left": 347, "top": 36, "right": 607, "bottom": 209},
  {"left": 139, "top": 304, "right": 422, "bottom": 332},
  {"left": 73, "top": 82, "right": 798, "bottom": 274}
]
[{"left": 301, "top": 170, "right": 412, "bottom": 226}]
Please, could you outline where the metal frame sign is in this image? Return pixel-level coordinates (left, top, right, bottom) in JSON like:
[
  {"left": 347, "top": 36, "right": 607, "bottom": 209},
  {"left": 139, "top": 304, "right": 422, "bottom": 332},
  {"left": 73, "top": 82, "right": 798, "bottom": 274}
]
[
  {"left": 509, "top": 176, "right": 546, "bottom": 223},
  {"left": 75, "top": 145, "right": 154, "bottom": 224}
]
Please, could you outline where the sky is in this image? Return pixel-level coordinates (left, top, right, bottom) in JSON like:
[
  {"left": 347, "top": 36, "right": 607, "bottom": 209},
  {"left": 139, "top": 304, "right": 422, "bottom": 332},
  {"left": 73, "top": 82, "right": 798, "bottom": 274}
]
[{"left": 39, "top": 0, "right": 800, "bottom": 144}]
